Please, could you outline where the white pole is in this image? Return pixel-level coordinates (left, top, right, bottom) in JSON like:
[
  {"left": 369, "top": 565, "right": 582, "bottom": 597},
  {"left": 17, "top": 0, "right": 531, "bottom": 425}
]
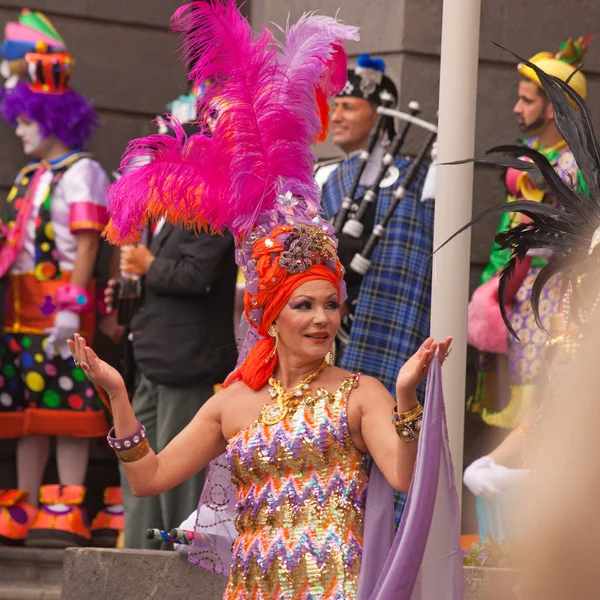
[{"left": 432, "top": 0, "right": 482, "bottom": 505}]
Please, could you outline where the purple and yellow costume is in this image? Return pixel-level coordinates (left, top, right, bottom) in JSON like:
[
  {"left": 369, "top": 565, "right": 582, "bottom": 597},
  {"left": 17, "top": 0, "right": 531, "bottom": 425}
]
[
  {"left": 472, "top": 140, "right": 579, "bottom": 428},
  {"left": 470, "top": 38, "right": 588, "bottom": 429},
  {"left": 225, "top": 375, "right": 365, "bottom": 599}
]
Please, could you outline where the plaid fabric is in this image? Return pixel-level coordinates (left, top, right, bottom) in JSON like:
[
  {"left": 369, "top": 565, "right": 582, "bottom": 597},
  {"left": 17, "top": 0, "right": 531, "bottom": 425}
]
[{"left": 322, "top": 153, "right": 434, "bottom": 527}]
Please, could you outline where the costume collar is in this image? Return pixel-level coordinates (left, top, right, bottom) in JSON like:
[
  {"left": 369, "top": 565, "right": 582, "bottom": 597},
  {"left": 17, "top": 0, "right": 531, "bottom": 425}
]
[
  {"left": 19, "top": 150, "right": 93, "bottom": 175},
  {"left": 524, "top": 137, "right": 568, "bottom": 164}
]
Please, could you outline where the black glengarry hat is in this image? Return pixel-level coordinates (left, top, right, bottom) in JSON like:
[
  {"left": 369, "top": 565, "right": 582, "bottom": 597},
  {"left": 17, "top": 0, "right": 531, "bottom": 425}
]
[{"left": 338, "top": 53, "right": 398, "bottom": 106}]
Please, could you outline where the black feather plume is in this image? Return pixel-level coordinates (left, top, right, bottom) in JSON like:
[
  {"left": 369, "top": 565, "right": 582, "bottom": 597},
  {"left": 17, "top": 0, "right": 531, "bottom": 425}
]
[{"left": 498, "top": 256, "right": 519, "bottom": 338}]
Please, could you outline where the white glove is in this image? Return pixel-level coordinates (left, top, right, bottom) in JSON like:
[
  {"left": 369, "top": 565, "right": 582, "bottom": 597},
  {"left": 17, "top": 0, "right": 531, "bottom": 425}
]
[
  {"left": 464, "top": 456, "right": 531, "bottom": 498},
  {"left": 45, "top": 310, "right": 80, "bottom": 360},
  {"left": 485, "top": 463, "right": 531, "bottom": 491},
  {"left": 175, "top": 509, "right": 198, "bottom": 554},
  {"left": 463, "top": 456, "right": 501, "bottom": 498}
]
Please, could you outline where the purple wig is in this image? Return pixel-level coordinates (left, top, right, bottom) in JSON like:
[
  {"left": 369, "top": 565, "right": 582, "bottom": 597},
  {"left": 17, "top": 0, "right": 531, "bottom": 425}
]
[{"left": 0, "top": 83, "right": 99, "bottom": 149}]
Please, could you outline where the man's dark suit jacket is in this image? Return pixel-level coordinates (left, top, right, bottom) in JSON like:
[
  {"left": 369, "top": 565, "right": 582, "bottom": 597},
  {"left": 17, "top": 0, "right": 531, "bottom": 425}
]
[{"left": 130, "top": 223, "right": 238, "bottom": 387}]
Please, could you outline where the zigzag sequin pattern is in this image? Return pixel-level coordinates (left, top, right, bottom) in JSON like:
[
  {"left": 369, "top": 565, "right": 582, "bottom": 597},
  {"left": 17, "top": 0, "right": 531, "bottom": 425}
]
[{"left": 224, "top": 375, "right": 367, "bottom": 599}]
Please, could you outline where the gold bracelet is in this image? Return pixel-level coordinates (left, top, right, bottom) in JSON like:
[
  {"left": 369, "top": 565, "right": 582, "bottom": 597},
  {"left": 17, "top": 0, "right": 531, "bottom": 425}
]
[
  {"left": 392, "top": 404, "right": 423, "bottom": 443},
  {"left": 395, "top": 403, "right": 423, "bottom": 422},
  {"left": 115, "top": 438, "right": 151, "bottom": 463}
]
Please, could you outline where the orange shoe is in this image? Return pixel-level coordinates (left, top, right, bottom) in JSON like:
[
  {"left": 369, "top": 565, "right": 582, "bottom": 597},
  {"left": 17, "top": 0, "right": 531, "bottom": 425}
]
[
  {"left": 91, "top": 487, "right": 124, "bottom": 548},
  {"left": 0, "top": 490, "right": 38, "bottom": 546},
  {"left": 26, "top": 484, "right": 91, "bottom": 548}
]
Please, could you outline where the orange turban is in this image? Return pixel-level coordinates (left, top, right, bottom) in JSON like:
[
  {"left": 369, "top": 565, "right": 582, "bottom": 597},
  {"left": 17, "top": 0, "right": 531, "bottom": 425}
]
[{"left": 224, "top": 225, "right": 344, "bottom": 390}]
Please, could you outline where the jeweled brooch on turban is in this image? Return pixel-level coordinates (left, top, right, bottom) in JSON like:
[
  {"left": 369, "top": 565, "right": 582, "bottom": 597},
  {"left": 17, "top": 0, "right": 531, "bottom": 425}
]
[{"left": 279, "top": 225, "right": 337, "bottom": 274}]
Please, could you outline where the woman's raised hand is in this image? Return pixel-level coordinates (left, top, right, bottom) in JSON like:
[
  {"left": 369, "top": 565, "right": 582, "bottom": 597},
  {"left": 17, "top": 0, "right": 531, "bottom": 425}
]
[
  {"left": 67, "top": 333, "right": 127, "bottom": 398},
  {"left": 395, "top": 336, "right": 453, "bottom": 395}
]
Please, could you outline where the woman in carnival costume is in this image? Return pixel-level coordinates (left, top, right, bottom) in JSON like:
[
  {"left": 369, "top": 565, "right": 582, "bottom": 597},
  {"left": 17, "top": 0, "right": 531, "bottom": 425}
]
[
  {"left": 0, "top": 50, "right": 113, "bottom": 547},
  {"left": 70, "top": 2, "right": 462, "bottom": 599},
  {"left": 443, "top": 49, "right": 600, "bottom": 540}
]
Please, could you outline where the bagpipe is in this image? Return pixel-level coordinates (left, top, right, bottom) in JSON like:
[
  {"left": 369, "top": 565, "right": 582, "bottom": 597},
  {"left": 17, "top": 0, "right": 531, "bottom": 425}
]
[
  {"left": 332, "top": 91, "right": 401, "bottom": 234},
  {"left": 146, "top": 527, "right": 194, "bottom": 546},
  {"left": 332, "top": 104, "right": 438, "bottom": 348}
]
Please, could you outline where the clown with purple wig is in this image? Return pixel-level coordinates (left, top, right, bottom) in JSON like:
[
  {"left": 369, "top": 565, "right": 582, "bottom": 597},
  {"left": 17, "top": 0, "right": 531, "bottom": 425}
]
[{"left": 0, "top": 47, "right": 112, "bottom": 548}]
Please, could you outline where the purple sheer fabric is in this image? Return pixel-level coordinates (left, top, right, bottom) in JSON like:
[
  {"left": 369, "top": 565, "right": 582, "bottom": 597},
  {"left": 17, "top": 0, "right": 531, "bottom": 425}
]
[
  {"left": 189, "top": 356, "right": 462, "bottom": 599},
  {"left": 358, "top": 355, "right": 463, "bottom": 599},
  {"left": 188, "top": 454, "right": 237, "bottom": 576}
]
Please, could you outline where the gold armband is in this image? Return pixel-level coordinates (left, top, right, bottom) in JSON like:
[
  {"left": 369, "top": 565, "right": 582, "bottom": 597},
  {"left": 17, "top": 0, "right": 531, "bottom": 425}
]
[
  {"left": 392, "top": 403, "right": 423, "bottom": 442},
  {"left": 115, "top": 437, "right": 151, "bottom": 463}
]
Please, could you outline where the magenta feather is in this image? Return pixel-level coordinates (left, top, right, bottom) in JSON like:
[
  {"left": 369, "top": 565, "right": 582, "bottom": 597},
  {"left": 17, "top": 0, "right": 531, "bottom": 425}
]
[
  {"left": 105, "top": 1, "right": 359, "bottom": 243},
  {"left": 276, "top": 13, "right": 358, "bottom": 98}
]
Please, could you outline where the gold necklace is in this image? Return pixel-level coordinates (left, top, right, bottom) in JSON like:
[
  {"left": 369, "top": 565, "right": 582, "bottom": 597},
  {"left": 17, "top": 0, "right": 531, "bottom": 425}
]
[{"left": 261, "top": 361, "right": 328, "bottom": 426}]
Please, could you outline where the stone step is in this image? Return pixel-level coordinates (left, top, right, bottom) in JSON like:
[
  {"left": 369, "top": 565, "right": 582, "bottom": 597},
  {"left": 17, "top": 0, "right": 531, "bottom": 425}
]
[
  {"left": 62, "top": 548, "right": 228, "bottom": 600},
  {"left": 61, "top": 548, "right": 522, "bottom": 600},
  {"left": 0, "top": 548, "right": 63, "bottom": 600},
  {"left": 0, "top": 548, "right": 63, "bottom": 586},
  {"left": 0, "top": 583, "right": 61, "bottom": 600}
]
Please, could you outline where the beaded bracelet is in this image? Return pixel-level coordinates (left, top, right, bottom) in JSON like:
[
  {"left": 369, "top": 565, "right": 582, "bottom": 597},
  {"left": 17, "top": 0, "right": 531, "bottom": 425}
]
[
  {"left": 392, "top": 404, "right": 423, "bottom": 443},
  {"left": 107, "top": 422, "right": 151, "bottom": 463}
]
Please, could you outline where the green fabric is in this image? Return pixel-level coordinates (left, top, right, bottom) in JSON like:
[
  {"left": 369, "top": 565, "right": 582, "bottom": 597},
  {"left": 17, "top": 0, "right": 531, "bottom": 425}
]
[
  {"left": 578, "top": 169, "right": 590, "bottom": 195},
  {"left": 479, "top": 212, "right": 513, "bottom": 284},
  {"left": 19, "top": 11, "right": 63, "bottom": 43}
]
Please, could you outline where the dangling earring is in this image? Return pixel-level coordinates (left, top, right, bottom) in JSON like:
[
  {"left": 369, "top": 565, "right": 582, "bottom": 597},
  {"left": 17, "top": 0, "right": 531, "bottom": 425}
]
[
  {"left": 267, "top": 325, "right": 278, "bottom": 362},
  {"left": 326, "top": 346, "right": 335, "bottom": 366}
]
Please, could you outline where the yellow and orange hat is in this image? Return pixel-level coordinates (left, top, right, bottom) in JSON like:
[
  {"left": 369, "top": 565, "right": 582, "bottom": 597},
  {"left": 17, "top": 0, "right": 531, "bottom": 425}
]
[{"left": 518, "top": 36, "right": 591, "bottom": 100}]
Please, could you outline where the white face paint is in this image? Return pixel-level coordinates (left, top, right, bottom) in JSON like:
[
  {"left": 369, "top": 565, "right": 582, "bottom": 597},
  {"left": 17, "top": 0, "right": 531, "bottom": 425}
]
[{"left": 15, "top": 117, "right": 44, "bottom": 156}]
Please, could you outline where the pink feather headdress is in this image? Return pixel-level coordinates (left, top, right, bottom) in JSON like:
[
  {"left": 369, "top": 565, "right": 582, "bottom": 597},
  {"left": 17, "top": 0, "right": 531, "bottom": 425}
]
[
  {"left": 105, "top": 0, "right": 358, "bottom": 365},
  {"left": 105, "top": 0, "right": 358, "bottom": 244}
]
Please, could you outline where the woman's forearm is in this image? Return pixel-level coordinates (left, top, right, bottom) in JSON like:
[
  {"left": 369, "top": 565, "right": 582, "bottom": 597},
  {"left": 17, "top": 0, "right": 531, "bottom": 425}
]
[
  {"left": 396, "top": 388, "right": 419, "bottom": 413},
  {"left": 110, "top": 388, "right": 161, "bottom": 497},
  {"left": 489, "top": 429, "right": 526, "bottom": 468},
  {"left": 395, "top": 388, "right": 420, "bottom": 492},
  {"left": 395, "top": 436, "right": 419, "bottom": 493},
  {"left": 111, "top": 389, "right": 138, "bottom": 438}
]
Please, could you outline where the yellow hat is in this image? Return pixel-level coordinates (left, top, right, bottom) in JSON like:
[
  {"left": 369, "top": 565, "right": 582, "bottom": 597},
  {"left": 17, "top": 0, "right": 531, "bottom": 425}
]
[{"left": 518, "top": 36, "right": 590, "bottom": 100}]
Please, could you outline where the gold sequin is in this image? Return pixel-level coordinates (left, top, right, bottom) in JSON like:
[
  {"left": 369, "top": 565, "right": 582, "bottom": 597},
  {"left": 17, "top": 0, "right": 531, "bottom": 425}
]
[{"left": 224, "top": 376, "right": 366, "bottom": 599}]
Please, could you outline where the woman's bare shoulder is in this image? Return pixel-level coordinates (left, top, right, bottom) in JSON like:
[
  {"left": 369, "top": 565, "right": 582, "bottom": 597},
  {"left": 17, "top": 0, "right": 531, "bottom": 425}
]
[
  {"left": 213, "top": 380, "right": 253, "bottom": 404},
  {"left": 347, "top": 373, "right": 395, "bottom": 409},
  {"left": 323, "top": 367, "right": 392, "bottom": 398}
]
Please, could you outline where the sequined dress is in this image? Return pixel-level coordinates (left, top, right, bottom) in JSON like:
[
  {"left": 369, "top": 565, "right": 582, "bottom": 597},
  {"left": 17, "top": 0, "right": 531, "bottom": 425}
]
[{"left": 224, "top": 375, "right": 367, "bottom": 599}]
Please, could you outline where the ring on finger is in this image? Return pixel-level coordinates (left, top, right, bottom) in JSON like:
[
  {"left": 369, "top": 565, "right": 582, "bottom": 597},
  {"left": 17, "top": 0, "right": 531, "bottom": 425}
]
[
  {"left": 444, "top": 347, "right": 453, "bottom": 360},
  {"left": 80, "top": 362, "right": 90, "bottom": 372},
  {"left": 74, "top": 360, "right": 81, "bottom": 368}
]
